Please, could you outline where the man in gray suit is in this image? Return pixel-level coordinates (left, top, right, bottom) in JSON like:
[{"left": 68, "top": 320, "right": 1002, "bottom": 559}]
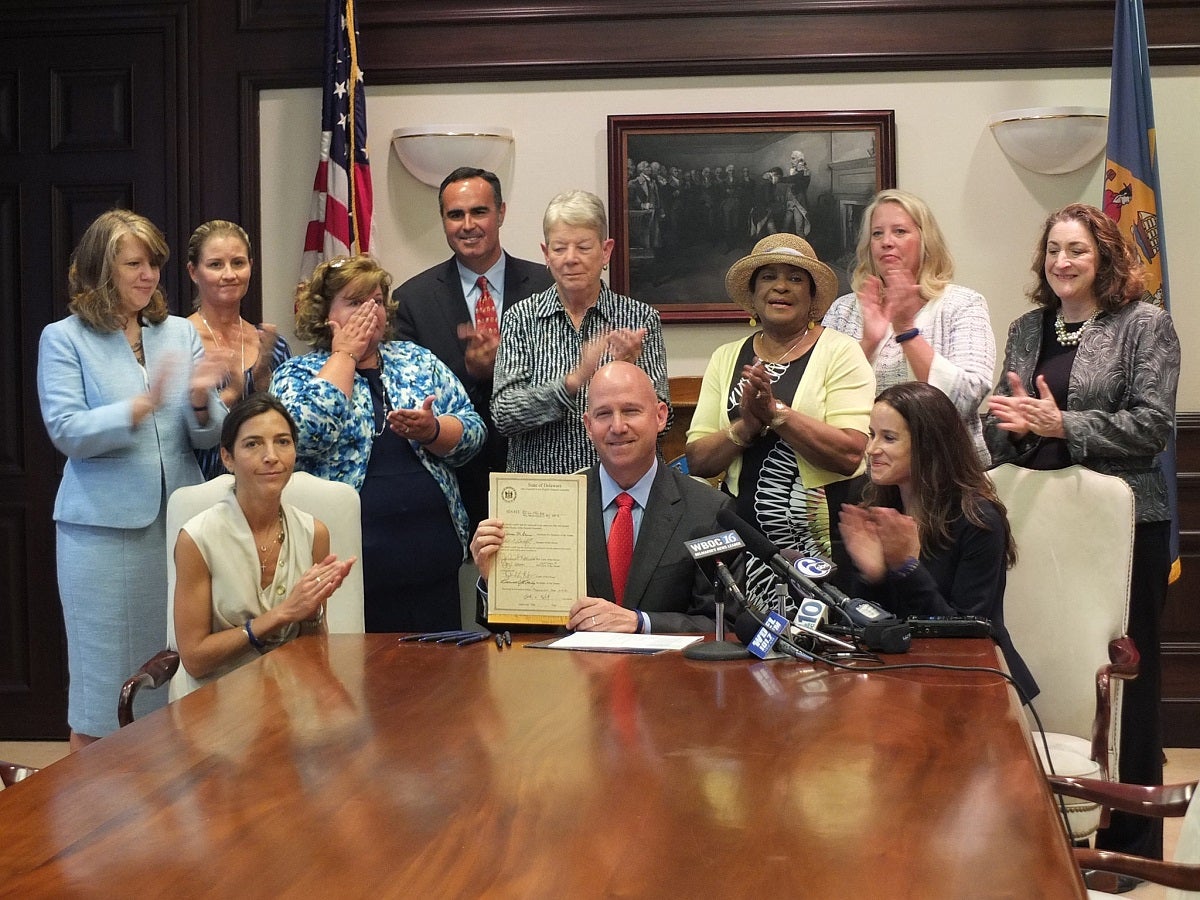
[
  {"left": 471, "top": 362, "right": 734, "bottom": 633},
  {"left": 394, "top": 167, "right": 553, "bottom": 529}
]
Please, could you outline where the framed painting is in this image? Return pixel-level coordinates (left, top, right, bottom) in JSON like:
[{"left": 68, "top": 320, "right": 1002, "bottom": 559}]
[{"left": 608, "top": 110, "right": 896, "bottom": 323}]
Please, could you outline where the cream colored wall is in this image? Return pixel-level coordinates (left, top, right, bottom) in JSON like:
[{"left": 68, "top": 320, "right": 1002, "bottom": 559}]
[{"left": 259, "top": 67, "right": 1198, "bottom": 406}]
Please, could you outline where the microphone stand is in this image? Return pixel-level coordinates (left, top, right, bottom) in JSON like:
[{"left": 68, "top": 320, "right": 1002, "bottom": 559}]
[{"left": 683, "top": 576, "right": 751, "bottom": 661}]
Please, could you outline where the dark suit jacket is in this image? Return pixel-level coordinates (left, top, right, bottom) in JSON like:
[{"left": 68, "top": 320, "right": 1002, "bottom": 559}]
[
  {"left": 585, "top": 464, "right": 735, "bottom": 633},
  {"left": 394, "top": 252, "right": 553, "bottom": 526}
]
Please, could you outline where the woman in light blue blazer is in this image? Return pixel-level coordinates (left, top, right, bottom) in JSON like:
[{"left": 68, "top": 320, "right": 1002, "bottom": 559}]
[{"left": 37, "top": 210, "right": 226, "bottom": 747}]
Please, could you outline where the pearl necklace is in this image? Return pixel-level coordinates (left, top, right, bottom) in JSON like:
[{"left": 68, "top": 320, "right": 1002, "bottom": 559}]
[{"left": 1053, "top": 309, "right": 1101, "bottom": 347}]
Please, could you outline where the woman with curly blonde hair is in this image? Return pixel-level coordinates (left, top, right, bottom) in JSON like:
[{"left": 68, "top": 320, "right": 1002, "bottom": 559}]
[{"left": 270, "top": 255, "right": 484, "bottom": 632}]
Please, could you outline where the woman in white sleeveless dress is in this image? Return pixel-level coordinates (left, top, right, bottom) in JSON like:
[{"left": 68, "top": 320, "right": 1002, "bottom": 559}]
[{"left": 171, "top": 394, "right": 355, "bottom": 696}]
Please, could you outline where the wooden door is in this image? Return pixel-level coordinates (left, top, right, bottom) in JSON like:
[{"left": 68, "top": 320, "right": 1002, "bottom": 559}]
[{"left": 0, "top": 8, "right": 187, "bottom": 738}]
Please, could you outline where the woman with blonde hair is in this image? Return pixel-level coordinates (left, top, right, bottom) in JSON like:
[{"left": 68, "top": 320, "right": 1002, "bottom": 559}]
[
  {"left": 270, "top": 255, "right": 484, "bottom": 632},
  {"left": 37, "top": 209, "right": 225, "bottom": 745},
  {"left": 185, "top": 219, "right": 291, "bottom": 479},
  {"left": 824, "top": 188, "right": 995, "bottom": 462}
]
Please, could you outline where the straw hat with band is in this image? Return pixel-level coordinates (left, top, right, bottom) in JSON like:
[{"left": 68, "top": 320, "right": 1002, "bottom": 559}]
[{"left": 724, "top": 234, "right": 839, "bottom": 321}]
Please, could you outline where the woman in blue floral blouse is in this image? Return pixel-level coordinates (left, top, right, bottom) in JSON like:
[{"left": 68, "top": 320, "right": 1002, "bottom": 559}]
[{"left": 271, "top": 256, "right": 484, "bottom": 632}]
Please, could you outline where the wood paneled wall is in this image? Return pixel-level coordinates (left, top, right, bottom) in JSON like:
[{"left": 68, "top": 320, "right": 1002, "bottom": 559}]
[{"left": 1165, "top": 416, "right": 1200, "bottom": 745}]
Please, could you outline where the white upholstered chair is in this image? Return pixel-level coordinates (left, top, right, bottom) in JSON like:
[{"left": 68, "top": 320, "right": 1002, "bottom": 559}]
[
  {"left": 990, "top": 463, "right": 1138, "bottom": 842},
  {"left": 165, "top": 472, "right": 364, "bottom": 699}
]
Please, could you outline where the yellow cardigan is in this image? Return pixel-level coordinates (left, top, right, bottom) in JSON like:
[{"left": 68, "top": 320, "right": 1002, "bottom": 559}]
[{"left": 686, "top": 328, "right": 875, "bottom": 494}]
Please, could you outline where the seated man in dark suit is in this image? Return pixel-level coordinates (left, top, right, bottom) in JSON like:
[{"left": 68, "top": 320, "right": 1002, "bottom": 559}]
[
  {"left": 393, "top": 166, "right": 553, "bottom": 529},
  {"left": 471, "top": 361, "right": 734, "bottom": 633}
]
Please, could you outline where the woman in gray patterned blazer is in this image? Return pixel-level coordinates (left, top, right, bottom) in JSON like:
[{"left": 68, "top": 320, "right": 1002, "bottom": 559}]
[{"left": 986, "top": 203, "right": 1179, "bottom": 862}]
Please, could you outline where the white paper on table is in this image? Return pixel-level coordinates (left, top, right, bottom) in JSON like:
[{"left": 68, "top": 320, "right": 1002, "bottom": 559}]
[{"left": 535, "top": 632, "right": 704, "bottom": 654}]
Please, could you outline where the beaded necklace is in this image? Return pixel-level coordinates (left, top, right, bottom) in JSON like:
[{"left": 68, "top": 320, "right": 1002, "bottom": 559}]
[{"left": 1053, "top": 309, "right": 1101, "bottom": 347}]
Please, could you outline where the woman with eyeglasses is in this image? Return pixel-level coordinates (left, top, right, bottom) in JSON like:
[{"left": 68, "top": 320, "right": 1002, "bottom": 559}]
[{"left": 270, "top": 256, "right": 484, "bottom": 633}]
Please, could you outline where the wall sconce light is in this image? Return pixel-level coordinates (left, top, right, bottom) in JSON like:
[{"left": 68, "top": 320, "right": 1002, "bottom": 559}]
[
  {"left": 987, "top": 107, "right": 1108, "bottom": 175},
  {"left": 390, "top": 125, "right": 514, "bottom": 187}
]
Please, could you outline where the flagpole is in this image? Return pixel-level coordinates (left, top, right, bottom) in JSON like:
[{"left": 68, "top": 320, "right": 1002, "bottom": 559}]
[{"left": 346, "top": 0, "right": 360, "bottom": 255}]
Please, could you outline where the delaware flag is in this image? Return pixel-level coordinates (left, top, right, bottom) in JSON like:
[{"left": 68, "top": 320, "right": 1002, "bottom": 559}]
[
  {"left": 1102, "top": 0, "right": 1180, "bottom": 579},
  {"left": 301, "top": 0, "right": 375, "bottom": 280}
]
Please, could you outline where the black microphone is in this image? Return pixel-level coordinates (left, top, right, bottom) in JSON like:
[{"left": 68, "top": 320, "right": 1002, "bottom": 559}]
[
  {"left": 683, "top": 527, "right": 750, "bottom": 661},
  {"left": 732, "top": 607, "right": 814, "bottom": 661},
  {"left": 782, "top": 552, "right": 898, "bottom": 629},
  {"left": 717, "top": 510, "right": 908, "bottom": 652},
  {"left": 717, "top": 510, "right": 859, "bottom": 613},
  {"left": 716, "top": 508, "right": 827, "bottom": 597},
  {"left": 684, "top": 529, "right": 748, "bottom": 613}
]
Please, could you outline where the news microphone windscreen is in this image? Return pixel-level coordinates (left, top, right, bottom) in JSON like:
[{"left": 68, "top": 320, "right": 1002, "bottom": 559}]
[
  {"left": 782, "top": 551, "right": 837, "bottom": 582},
  {"left": 733, "top": 609, "right": 766, "bottom": 647},
  {"left": 716, "top": 508, "right": 779, "bottom": 564},
  {"left": 862, "top": 621, "right": 912, "bottom": 654}
]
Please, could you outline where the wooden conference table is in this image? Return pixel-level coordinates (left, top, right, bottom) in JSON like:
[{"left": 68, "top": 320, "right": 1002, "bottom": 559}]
[{"left": 0, "top": 634, "right": 1085, "bottom": 898}]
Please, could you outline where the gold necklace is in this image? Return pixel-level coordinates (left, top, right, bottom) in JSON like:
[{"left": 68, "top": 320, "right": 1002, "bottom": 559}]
[
  {"left": 252, "top": 509, "right": 286, "bottom": 573},
  {"left": 125, "top": 325, "right": 145, "bottom": 366},
  {"left": 756, "top": 324, "right": 813, "bottom": 364},
  {"left": 200, "top": 313, "right": 247, "bottom": 387}
]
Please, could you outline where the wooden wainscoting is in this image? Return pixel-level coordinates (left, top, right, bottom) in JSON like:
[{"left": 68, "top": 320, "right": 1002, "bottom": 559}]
[
  {"left": 663, "top": 377, "right": 703, "bottom": 465},
  {"left": 1164, "top": 414, "right": 1200, "bottom": 746}
]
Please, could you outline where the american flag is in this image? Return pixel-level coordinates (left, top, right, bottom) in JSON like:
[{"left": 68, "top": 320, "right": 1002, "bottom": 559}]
[{"left": 301, "top": 0, "right": 374, "bottom": 279}]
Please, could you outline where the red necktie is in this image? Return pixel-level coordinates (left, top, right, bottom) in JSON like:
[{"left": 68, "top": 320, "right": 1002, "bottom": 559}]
[
  {"left": 607, "top": 492, "right": 635, "bottom": 606},
  {"left": 474, "top": 275, "right": 499, "bottom": 337}
]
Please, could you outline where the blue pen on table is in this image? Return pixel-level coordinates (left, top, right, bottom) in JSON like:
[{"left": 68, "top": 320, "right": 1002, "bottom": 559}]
[
  {"left": 435, "top": 632, "right": 477, "bottom": 643},
  {"left": 457, "top": 632, "right": 491, "bottom": 647},
  {"left": 401, "top": 631, "right": 474, "bottom": 643}
]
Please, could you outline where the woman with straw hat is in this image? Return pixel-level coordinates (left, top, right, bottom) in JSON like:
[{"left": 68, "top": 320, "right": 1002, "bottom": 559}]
[{"left": 686, "top": 234, "right": 874, "bottom": 611}]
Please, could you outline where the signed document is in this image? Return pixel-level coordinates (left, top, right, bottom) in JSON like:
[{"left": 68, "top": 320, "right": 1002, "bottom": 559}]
[{"left": 488, "top": 473, "right": 587, "bottom": 625}]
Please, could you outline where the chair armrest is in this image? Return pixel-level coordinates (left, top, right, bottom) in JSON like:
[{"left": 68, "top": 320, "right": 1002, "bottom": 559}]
[
  {"left": 1048, "top": 774, "right": 1194, "bottom": 817},
  {"left": 117, "top": 650, "right": 180, "bottom": 728},
  {"left": 0, "top": 761, "right": 40, "bottom": 788},
  {"left": 1090, "top": 635, "right": 1140, "bottom": 780},
  {"left": 1074, "top": 847, "right": 1200, "bottom": 892}
]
